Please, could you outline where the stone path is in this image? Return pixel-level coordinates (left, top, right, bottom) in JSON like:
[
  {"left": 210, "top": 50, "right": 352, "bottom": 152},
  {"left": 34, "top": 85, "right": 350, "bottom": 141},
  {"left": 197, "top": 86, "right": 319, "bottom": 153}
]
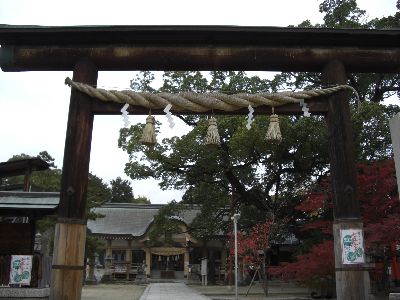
[
  {"left": 139, "top": 283, "right": 212, "bottom": 300},
  {"left": 82, "top": 284, "right": 146, "bottom": 300}
]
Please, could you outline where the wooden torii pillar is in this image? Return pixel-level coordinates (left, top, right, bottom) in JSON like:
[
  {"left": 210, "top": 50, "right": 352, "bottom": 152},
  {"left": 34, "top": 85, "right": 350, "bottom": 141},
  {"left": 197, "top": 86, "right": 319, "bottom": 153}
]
[
  {"left": 323, "top": 60, "right": 365, "bottom": 299},
  {"left": 0, "top": 25, "right": 399, "bottom": 300},
  {"left": 50, "top": 59, "right": 97, "bottom": 299}
]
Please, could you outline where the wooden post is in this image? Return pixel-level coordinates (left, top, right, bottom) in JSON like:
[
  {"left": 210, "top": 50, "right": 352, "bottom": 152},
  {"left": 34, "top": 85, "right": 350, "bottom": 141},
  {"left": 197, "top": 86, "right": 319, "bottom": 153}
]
[
  {"left": 50, "top": 59, "right": 97, "bottom": 300},
  {"left": 184, "top": 248, "right": 189, "bottom": 278},
  {"left": 101, "top": 239, "right": 113, "bottom": 281},
  {"left": 323, "top": 60, "right": 367, "bottom": 299},
  {"left": 145, "top": 248, "right": 151, "bottom": 276},
  {"left": 126, "top": 240, "right": 132, "bottom": 280}
]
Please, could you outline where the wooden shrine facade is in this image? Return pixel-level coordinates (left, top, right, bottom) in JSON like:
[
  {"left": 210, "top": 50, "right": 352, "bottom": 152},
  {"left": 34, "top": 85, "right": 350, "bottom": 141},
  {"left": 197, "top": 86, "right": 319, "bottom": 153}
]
[
  {"left": 87, "top": 203, "right": 226, "bottom": 281},
  {"left": 0, "top": 25, "right": 399, "bottom": 300}
]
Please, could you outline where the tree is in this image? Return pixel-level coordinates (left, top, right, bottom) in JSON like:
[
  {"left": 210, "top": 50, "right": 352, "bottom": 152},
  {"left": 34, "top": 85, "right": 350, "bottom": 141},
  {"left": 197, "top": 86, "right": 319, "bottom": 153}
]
[
  {"left": 86, "top": 173, "right": 112, "bottom": 219},
  {"left": 270, "top": 160, "right": 400, "bottom": 295},
  {"left": 272, "top": 0, "right": 400, "bottom": 105},
  {"left": 148, "top": 200, "right": 184, "bottom": 245},
  {"left": 120, "top": 72, "right": 398, "bottom": 239},
  {"left": 121, "top": 72, "right": 327, "bottom": 226},
  {"left": 239, "top": 219, "right": 274, "bottom": 295},
  {"left": 132, "top": 195, "right": 151, "bottom": 204},
  {"left": 110, "top": 176, "right": 134, "bottom": 203},
  {"left": 269, "top": 240, "right": 336, "bottom": 297}
]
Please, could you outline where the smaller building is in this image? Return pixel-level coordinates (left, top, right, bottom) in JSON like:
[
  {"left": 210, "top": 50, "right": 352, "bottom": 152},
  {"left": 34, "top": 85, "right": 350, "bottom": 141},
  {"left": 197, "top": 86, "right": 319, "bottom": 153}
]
[
  {"left": 87, "top": 203, "right": 227, "bottom": 281},
  {"left": 0, "top": 158, "right": 59, "bottom": 298}
]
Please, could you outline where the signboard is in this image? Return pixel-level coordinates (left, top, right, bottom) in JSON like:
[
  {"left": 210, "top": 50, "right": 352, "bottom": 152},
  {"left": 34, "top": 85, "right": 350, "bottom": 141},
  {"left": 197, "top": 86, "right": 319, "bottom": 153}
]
[
  {"left": 390, "top": 112, "right": 400, "bottom": 196},
  {"left": 201, "top": 258, "right": 208, "bottom": 276},
  {"left": 9, "top": 255, "right": 32, "bottom": 285},
  {"left": 340, "top": 229, "right": 365, "bottom": 264}
]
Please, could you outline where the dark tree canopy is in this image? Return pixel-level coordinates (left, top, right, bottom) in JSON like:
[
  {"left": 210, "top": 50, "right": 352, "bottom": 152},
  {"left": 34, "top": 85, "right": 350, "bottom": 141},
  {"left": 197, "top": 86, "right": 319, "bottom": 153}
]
[
  {"left": 110, "top": 176, "right": 134, "bottom": 203},
  {"left": 109, "top": 176, "right": 151, "bottom": 204}
]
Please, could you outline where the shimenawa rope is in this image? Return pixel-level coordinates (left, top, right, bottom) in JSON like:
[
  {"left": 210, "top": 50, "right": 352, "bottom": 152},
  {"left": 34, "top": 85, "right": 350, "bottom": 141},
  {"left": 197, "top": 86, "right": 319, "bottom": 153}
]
[{"left": 65, "top": 77, "right": 359, "bottom": 113}]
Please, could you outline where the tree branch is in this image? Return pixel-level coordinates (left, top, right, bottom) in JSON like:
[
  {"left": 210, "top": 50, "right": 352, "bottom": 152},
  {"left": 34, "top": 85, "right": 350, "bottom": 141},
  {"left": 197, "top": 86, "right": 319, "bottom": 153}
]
[{"left": 176, "top": 115, "right": 198, "bottom": 126}]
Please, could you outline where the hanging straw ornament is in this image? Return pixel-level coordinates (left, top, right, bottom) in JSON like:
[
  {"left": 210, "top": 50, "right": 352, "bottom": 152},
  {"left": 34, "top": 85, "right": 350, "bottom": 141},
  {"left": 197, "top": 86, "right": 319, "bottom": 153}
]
[
  {"left": 140, "top": 113, "right": 157, "bottom": 146},
  {"left": 266, "top": 107, "right": 282, "bottom": 144},
  {"left": 205, "top": 116, "right": 221, "bottom": 148}
]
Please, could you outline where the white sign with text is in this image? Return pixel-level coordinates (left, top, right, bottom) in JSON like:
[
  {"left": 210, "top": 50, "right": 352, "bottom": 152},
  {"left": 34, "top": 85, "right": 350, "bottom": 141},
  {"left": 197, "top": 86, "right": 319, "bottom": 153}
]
[{"left": 340, "top": 229, "right": 365, "bottom": 264}]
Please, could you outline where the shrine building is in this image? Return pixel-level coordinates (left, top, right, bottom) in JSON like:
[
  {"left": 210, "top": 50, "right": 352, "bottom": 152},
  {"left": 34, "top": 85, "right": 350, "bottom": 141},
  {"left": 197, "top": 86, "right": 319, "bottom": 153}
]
[{"left": 87, "top": 203, "right": 227, "bottom": 280}]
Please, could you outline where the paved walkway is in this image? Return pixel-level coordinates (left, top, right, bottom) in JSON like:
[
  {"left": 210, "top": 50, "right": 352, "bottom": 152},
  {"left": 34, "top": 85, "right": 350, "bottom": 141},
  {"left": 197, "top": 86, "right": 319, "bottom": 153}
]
[
  {"left": 82, "top": 284, "right": 146, "bottom": 300},
  {"left": 139, "top": 283, "right": 211, "bottom": 300}
]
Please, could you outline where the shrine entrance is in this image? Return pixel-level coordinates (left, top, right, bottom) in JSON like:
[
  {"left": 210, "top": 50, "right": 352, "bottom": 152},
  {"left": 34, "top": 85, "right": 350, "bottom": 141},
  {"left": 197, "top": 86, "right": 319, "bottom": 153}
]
[
  {"left": 151, "top": 254, "right": 184, "bottom": 279},
  {"left": 0, "top": 25, "right": 398, "bottom": 300}
]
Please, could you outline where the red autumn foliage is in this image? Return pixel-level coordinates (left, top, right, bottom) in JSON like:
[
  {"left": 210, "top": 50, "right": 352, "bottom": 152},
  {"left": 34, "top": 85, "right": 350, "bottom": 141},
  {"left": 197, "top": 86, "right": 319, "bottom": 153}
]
[
  {"left": 358, "top": 160, "right": 400, "bottom": 247},
  {"left": 295, "top": 189, "right": 331, "bottom": 214},
  {"left": 231, "top": 220, "right": 273, "bottom": 268},
  {"left": 270, "top": 160, "right": 399, "bottom": 285},
  {"left": 302, "top": 220, "right": 332, "bottom": 235},
  {"left": 269, "top": 240, "right": 335, "bottom": 281}
]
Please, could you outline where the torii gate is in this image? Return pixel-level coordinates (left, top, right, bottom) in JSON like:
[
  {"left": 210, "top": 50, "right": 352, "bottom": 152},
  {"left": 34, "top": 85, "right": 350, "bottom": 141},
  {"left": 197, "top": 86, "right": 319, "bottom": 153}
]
[{"left": 0, "top": 25, "right": 399, "bottom": 300}]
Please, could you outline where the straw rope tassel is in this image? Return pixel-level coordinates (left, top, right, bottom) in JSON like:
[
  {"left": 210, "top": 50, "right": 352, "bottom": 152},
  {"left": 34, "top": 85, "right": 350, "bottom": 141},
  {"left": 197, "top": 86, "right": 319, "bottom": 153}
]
[
  {"left": 140, "top": 113, "right": 157, "bottom": 146},
  {"left": 266, "top": 111, "right": 282, "bottom": 144},
  {"left": 205, "top": 117, "right": 221, "bottom": 148}
]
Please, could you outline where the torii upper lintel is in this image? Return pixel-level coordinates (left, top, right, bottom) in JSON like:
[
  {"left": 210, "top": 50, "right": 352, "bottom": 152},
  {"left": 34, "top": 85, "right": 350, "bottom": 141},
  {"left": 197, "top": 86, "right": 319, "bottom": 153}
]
[{"left": 0, "top": 25, "right": 399, "bottom": 73}]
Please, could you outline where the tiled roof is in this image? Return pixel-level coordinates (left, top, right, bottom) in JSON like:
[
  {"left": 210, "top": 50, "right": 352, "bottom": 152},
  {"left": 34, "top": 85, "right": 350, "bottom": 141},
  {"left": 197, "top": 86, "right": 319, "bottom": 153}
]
[
  {"left": 0, "top": 191, "right": 59, "bottom": 211},
  {"left": 87, "top": 203, "right": 201, "bottom": 238}
]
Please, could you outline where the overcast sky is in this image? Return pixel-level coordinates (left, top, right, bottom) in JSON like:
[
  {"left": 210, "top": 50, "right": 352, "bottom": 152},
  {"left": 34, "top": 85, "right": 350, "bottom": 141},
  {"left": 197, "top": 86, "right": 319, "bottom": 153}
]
[{"left": 0, "top": 0, "right": 397, "bottom": 203}]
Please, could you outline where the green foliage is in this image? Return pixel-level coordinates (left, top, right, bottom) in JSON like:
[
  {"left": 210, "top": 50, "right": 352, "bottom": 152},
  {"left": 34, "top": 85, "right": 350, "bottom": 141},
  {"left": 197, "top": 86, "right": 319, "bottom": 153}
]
[
  {"left": 352, "top": 102, "right": 400, "bottom": 161},
  {"left": 109, "top": 176, "right": 152, "bottom": 204},
  {"left": 184, "top": 183, "right": 230, "bottom": 239},
  {"left": 368, "top": 12, "right": 400, "bottom": 29},
  {"left": 86, "top": 173, "right": 111, "bottom": 220},
  {"left": 148, "top": 200, "right": 184, "bottom": 244},
  {"left": 130, "top": 71, "right": 156, "bottom": 92},
  {"left": 110, "top": 176, "right": 134, "bottom": 203},
  {"left": 86, "top": 229, "right": 104, "bottom": 261},
  {"left": 121, "top": 72, "right": 335, "bottom": 237},
  {"left": 273, "top": 0, "right": 400, "bottom": 108},
  {"left": 319, "top": 0, "right": 367, "bottom": 28},
  {"left": 160, "top": 71, "right": 209, "bottom": 93},
  {"left": 37, "top": 151, "right": 56, "bottom": 167},
  {"left": 132, "top": 195, "right": 151, "bottom": 204}
]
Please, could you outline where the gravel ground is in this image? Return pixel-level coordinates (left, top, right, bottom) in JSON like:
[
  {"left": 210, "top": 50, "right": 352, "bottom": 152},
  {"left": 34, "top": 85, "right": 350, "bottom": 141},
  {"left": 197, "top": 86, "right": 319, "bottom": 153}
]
[
  {"left": 189, "top": 282, "right": 311, "bottom": 299},
  {"left": 82, "top": 284, "right": 146, "bottom": 300}
]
